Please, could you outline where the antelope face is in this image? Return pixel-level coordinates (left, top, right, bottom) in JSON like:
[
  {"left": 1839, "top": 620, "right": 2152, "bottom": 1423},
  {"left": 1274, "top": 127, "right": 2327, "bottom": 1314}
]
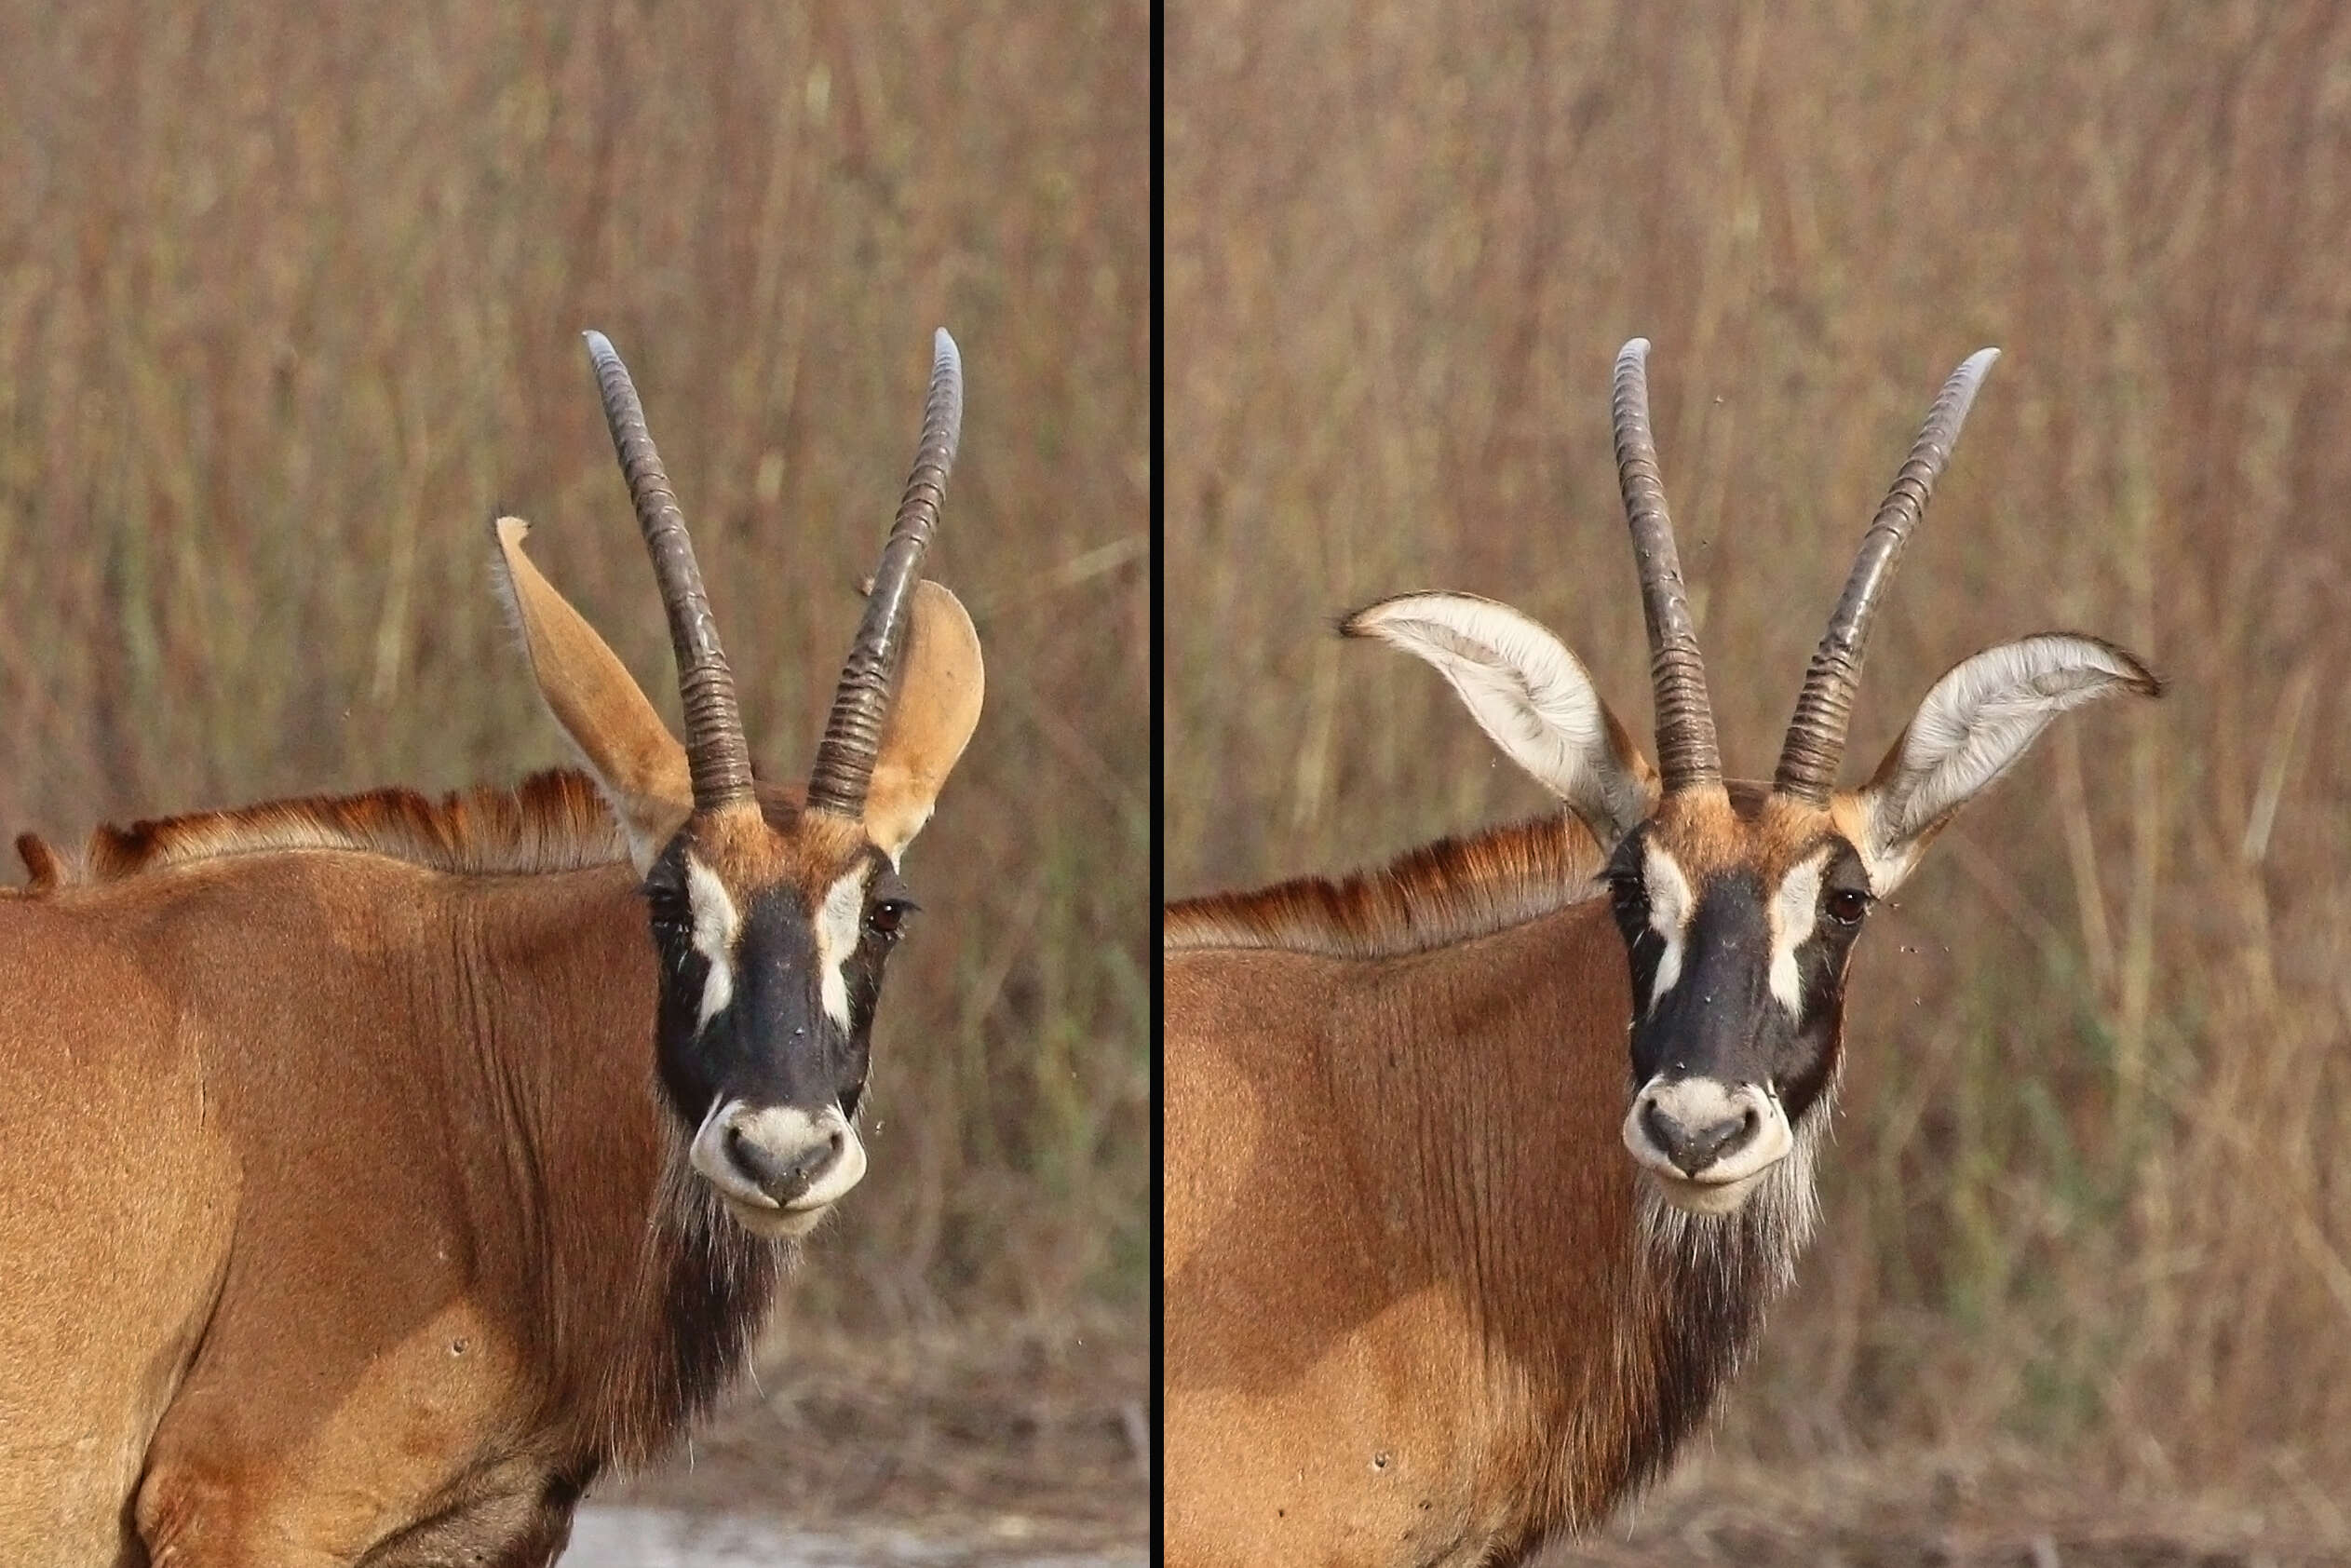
[
  {"left": 1606, "top": 791, "right": 1872, "bottom": 1213},
  {"left": 495, "top": 328, "right": 982, "bottom": 1243},
  {"left": 1347, "top": 337, "right": 2158, "bottom": 1221},
  {"left": 647, "top": 808, "right": 915, "bottom": 1238}
]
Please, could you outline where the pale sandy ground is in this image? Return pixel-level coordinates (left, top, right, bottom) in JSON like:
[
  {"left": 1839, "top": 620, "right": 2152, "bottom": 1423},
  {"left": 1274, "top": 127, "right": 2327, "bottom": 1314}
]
[
  {"left": 566, "top": 1506, "right": 1145, "bottom": 1567},
  {"left": 567, "top": 1318, "right": 1149, "bottom": 1568},
  {"left": 1538, "top": 1448, "right": 2351, "bottom": 1567}
]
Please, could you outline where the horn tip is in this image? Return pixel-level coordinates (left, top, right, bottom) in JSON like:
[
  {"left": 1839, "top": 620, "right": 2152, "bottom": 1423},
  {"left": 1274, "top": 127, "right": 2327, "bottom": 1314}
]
[
  {"left": 493, "top": 513, "right": 530, "bottom": 547},
  {"left": 582, "top": 329, "right": 616, "bottom": 365},
  {"left": 931, "top": 328, "right": 963, "bottom": 396},
  {"left": 1618, "top": 335, "right": 1652, "bottom": 364}
]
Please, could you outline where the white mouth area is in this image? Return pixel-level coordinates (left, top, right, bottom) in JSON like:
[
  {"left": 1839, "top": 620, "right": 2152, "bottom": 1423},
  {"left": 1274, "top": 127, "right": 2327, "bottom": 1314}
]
[
  {"left": 689, "top": 1099, "right": 869, "bottom": 1238},
  {"left": 1622, "top": 1075, "right": 1795, "bottom": 1212},
  {"left": 1641, "top": 1164, "right": 1771, "bottom": 1215}
]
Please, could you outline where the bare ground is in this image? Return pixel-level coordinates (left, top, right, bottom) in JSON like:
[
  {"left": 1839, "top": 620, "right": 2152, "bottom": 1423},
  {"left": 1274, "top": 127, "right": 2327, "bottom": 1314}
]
[
  {"left": 589, "top": 1314, "right": 1149, "bottom": 1563},
  {"left": 1541, "top": 1450, "right": 2351, "bottom": 1568}
]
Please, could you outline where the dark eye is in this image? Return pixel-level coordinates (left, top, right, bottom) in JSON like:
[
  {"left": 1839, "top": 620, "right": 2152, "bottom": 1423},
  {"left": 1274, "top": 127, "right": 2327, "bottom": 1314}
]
[
  {"left": 865, "top": 899, "right": 916, "bottom": 939},
  {"left": 1825, "top": 886, "right": 1871, "bottom": 926}
]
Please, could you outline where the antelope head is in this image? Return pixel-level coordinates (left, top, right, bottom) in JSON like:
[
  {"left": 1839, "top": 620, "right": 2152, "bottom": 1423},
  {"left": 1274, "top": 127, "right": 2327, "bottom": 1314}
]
[
  {"left": 1348, "top": 339, "right": 2156, "bottom": 1217},
  {"left": 495, "top": 330, "right": 983, "bottom": 1239}
]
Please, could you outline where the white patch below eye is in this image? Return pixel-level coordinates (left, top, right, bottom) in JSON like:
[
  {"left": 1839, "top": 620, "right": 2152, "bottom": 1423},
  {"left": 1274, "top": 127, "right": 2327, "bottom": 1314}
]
[
  {"left": 686, "top": 858, "right": 741, "bottom": 1032},
  {"left": 811, "top": 866, "right": 872, "bottom": 1031},
  {"left": 1767, "top": 849, "right": 1832, "bottom": 1023},
  {"left": 1642, "top": 839, "right": 1696, "bottom": 1015}
]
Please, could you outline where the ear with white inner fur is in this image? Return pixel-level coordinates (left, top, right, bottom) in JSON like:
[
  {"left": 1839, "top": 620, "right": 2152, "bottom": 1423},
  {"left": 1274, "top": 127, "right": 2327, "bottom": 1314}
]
[
  {"left": 1846, "top": 633, "right": 2161, "bottom": 893},
  {"left": 864, "top": 580, "right": 985, "bottom": 861},
  {"left": 493, "top": 516, "right": 694, "bottom": 870},
  {"left": 1344, "top": 591, "right": 1659, "bottom": 847}
]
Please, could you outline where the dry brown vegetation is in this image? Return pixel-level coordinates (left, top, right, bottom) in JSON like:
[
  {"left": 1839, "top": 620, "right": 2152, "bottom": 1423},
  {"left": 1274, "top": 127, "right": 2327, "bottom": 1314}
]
[
  {"left": 1169, "top": 0, "right": 2351, "bottom": 1520},
  {"left": 0, "top": 0, "right": 1147, "bottom": 1360}
]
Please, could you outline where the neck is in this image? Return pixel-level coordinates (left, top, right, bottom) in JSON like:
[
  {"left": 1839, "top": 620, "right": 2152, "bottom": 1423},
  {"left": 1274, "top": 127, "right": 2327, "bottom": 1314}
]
[
  {"left": 1341, "top": 901, "right": 1814, "bottom": 1529},
  {"left": 447, "top": 864, "right": 780, "bottom": 1478}
]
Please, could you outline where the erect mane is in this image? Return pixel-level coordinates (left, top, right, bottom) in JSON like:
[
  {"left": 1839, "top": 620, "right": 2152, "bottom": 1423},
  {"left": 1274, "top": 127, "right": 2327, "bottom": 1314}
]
[
  {"left": 14, "top": 768, "right": 634, "bottom": 891},
  {"left": 1164, "top": 814, "right": 1610, "bottom": 959}
]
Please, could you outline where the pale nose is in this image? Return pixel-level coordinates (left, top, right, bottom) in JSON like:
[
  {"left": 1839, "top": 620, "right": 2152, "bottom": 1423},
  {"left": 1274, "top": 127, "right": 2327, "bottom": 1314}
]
[
  {"left": 1641, "top": 1097, "right": 1761, "bottom": 1177},
  {"left": 724, "top": 1122, "right": 846, "bottom": 1207}
]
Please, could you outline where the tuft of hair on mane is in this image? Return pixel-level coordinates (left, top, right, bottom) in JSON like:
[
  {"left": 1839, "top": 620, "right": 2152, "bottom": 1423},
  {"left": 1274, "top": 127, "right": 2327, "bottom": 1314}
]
[
  {"left": 13, "top": 832, "right": 68, "bottom": 892},
  {"left": 29, "top": 769, "right": 635, "bottom": 889},
  {"left": 1164, "top": 814, "right": 1609, "bottom": 960}
]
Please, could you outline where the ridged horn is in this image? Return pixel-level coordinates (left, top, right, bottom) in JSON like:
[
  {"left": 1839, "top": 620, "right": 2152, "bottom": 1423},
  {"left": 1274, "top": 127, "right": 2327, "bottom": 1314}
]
[
  {"left": 582, "top": 330, "right": 756, "bottom": 812},
  {"left": 1773, "top": 347, "right": 1999, "bottom": 804},
  {"left": 1612, "top": 338, "right": 1721, "bottom": 792},
  {"left": 805, "top": 329, "right": 965, "bottom": 818}
]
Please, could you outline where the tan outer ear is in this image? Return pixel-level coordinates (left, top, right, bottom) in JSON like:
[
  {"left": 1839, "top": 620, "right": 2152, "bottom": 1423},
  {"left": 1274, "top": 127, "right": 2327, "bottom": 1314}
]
[
  {"left": 493, "top": 516, "right": 693, "bottom": 867},
  {"left": 864, "top": 579, "right": 984, "bottom": 860}
]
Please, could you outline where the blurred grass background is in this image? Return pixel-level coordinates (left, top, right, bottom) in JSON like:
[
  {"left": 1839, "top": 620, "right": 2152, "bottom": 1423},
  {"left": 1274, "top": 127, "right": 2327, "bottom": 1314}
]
[
  {"left": 0, "top": 0, "right": 1147, "bottom": 1366},
  {"left": 1169, "top": 0, "right": 2351, "bottom": 1511}
]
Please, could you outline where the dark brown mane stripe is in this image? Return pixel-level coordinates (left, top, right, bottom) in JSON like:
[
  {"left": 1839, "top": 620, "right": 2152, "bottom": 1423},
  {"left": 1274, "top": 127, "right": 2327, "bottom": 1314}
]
[
  {"left": 1164, "top": 814, "right": 1609, "bottom": 959},
  {"left": 19, "top": 768, "right": 632, "bottom": 891}
]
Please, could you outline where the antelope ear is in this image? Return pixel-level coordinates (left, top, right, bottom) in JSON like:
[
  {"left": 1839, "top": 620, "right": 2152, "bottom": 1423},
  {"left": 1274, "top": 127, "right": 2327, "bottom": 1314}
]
[
  {"left": 865, "top": 580, "right": 984, "bottom": 861},
  {"left": 493, "top": 516, "right": 693, "bottom": 871},
  {"left": 1344, "top": 591, "right": 1658, "bottom": 848},
  {"left": 1844, "top": 633, "right": 2161, "bottom": 894}
]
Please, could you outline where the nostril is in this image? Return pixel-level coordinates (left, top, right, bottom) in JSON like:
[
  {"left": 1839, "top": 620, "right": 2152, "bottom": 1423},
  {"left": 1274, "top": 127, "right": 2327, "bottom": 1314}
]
[
  {"left": 724, "top": 1125, "right": 775, "bottom": 1187},
  {"left": 1640, "top": 1100, "right": 1680, "bottom": 1156}
]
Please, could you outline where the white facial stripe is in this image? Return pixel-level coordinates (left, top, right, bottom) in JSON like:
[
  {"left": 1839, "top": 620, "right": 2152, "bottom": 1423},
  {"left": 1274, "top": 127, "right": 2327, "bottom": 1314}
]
[
  {"left": 686, "top": 858, "right": 741, "bottom": 1031},
  {"left": 811, "top": 866, "right": 871, "bottom": 1031},
  {"left": 1642, "top": 839, "right": 1695, "bottom": 1015},
  {"left": 1766, "top": 849, "right": 1832, "bottom": 1022}
]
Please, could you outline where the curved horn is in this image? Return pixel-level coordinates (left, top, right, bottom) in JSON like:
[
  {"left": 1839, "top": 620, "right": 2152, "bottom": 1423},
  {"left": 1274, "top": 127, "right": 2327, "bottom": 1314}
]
[
  {"left": 583, "top": 331, "right": 756, "bottom": 812},
  {"left": 1612, "top": 338, "right": 1721, "bottom": 792},
  {"left": 1773, "top": 347, "right": 1999, "bottom": 804},
  {"left": 805, "top": 329, "right": 965, "bottom": 819}
]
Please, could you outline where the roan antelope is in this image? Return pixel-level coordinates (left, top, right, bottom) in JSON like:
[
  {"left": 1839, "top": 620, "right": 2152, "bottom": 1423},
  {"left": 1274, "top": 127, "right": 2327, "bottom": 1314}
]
[
  {"left": 1164, "top": 340, "right": 2160, "bottom": 1566},
  {"left": 0, "top": 329, "right": 982, "bottom": 1564}
]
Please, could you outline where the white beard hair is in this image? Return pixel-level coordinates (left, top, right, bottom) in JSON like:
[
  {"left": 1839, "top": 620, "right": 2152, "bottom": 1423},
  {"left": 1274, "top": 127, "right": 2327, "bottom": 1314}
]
[{"left": 1636, "top": 1074, "right": 1836, "bottom": 1297}]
